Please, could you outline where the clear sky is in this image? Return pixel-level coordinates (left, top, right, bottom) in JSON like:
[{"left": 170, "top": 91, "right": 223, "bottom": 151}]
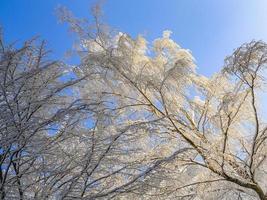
[{"left": 1, "top": 0, "right": 267, "bottom": 76}]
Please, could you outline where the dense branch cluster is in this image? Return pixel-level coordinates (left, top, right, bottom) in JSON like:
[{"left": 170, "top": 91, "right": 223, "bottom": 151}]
[{"left": 0, "top": 7, "right": 267, "bottom": 200}]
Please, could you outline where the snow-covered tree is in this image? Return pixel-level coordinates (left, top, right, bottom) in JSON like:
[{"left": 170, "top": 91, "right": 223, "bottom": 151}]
[
  {"left": 58, "top": 6, "right": 267, "bottom": 199},
  {"left": 1, "top": 4, "right": 267, "bottom": 199}
]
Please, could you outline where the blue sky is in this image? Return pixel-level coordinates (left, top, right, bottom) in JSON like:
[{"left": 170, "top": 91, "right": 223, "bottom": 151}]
[{"left": 1, "top": 0, "right": 267, "bottom": 76}]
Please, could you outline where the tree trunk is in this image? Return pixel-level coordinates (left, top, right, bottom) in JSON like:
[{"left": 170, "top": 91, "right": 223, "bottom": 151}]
[{"left": 252, "top": 185, "right": 266, "bottom": 200}]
